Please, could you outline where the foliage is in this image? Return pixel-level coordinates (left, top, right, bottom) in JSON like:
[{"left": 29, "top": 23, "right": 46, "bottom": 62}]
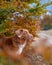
[
  {"left": 16, "top": 0, "right": 52, "bottom": 17},
  {"left": 0, "top": 55, "right": 18, "bottom": 65},
  {"left": 0, "top": 0, "right": 52, "bottom": 17},
  {"left": 13, "top": 17, "right": 37, "bottom": 36},
  {"left": 0, "top": 8, "right": 16, "bottom": 24},
  {"left": 0, "top": 0, "right": 52, "bottom": 36},
  {"left": 0, "top": 20, "right": 15, "bottom": 36},
  {"left": 0, "top": 16, "right": 37, "bottom": 37}
]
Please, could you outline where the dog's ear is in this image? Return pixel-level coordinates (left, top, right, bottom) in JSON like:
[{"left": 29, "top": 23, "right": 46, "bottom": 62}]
[{"left": 15, "top": 29, "right": 23, "bottom": 38}]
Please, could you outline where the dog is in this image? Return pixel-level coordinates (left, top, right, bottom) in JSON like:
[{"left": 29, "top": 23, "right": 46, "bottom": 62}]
[{"left": 2, "top": 29, "right": 33, "bottom": 60}]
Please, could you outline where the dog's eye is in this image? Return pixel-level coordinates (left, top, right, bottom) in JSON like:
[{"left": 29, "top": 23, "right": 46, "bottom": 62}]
[
  {"left": 20, "top": 29, "right": 23, "bottom": 32},
  {"left": 19, "top": 29, "right": 23, "bottom": 34}
]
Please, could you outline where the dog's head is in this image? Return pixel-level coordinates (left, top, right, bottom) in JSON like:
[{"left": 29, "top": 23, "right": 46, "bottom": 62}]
[
  {"left": 2, "top": 29, "right": 34, "bottom": 60},
  {"left": 13, "top": 29, "right": 34, "bottom": 45}
]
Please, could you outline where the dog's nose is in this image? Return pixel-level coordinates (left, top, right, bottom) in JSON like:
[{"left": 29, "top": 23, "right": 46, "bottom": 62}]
[{"left": 28, "top": 34, "right": 33, "bottom": 40}]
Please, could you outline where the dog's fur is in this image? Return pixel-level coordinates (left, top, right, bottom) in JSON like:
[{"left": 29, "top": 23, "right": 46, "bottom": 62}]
[
  {"left": 1, "top": 29, "right": 33, "bottom": 60},
  {"left": 0, "top": 29, "right": 52, "bottom": 63}
]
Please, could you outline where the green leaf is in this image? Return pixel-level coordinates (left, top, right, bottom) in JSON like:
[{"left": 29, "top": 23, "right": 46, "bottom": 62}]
[
  {"left": 28, "top": 0, "right": 34, "bottom": 3},
  {"left": 41, "top": 1, "right": 52, "bottom": 8}
]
